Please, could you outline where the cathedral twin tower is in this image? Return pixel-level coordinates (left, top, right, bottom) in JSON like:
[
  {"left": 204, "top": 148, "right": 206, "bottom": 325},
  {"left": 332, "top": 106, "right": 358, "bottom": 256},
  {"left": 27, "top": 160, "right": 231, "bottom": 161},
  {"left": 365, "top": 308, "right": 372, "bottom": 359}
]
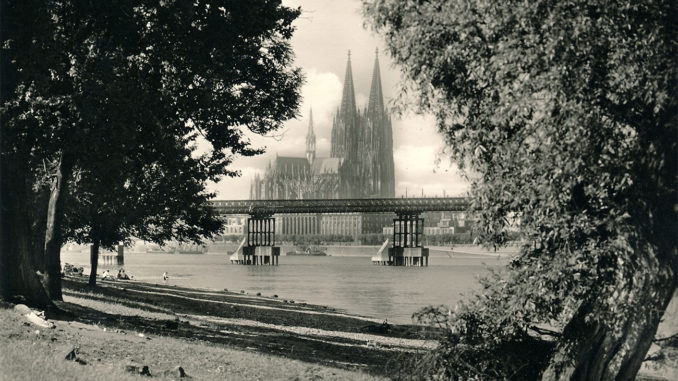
[{"left": 251, "top": 51, "right": 395, "bottom": 200}]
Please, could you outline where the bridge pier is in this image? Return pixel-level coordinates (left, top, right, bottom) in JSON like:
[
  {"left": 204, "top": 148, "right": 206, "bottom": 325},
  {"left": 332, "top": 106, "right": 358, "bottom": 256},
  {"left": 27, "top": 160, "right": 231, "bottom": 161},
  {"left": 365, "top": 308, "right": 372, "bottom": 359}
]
[
  {"left": 99, "top": 244, "right": 124, "bottom": 266},
  {"left": 116, "top": 244, "right": 124, "bottom": 265},
  {"left": 236, "top": 214, "right": 280, "bottom": 265},
  {"left": 385, "top": 213, "right": 429, "bottom": 266}
]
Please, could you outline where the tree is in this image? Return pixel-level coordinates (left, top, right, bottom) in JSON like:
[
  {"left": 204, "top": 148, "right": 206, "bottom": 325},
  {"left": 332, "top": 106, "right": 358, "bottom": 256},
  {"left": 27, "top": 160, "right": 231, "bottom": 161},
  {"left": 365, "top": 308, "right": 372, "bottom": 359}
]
[
  {"left": 63, "top": 140, "right": 222, "bottom": 287},
  {"left": 365, "top": 0, "right": 677, "bottom": 379},
  {"left": 1, "top": 0, "right": 64, "bottom": 307},
  {"left": 1, "top": 0, "right": 302, "bottom": 306}
]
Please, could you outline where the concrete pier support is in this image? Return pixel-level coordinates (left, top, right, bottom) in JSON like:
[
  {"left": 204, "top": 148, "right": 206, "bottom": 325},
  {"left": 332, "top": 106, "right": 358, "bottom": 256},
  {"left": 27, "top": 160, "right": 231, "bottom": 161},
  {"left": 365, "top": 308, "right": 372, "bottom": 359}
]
[
  {"left": 242, "top": 246, "right": 280, "bottom": 265},
  {"left": 116, "top": 244, "right": 124, "bottom": 265},
  {"left": 387, "top": 247, "right": 429, "bottom": 266},
  {"left": 234, "top": 214, "right": 280, "bottom": 265},
  {"left": 378, "top": 213, "right": 429, "bottom": 266},
  {"left": 99, "top": 244, "right": 124, "bottom": 266}
]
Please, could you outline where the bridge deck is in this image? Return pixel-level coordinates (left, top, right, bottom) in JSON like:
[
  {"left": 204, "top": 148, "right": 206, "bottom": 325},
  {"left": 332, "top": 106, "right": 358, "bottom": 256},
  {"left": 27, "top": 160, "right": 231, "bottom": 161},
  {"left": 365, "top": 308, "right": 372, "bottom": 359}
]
[{"left": 210, "top": 197, "right": 469, "bottom": 215}]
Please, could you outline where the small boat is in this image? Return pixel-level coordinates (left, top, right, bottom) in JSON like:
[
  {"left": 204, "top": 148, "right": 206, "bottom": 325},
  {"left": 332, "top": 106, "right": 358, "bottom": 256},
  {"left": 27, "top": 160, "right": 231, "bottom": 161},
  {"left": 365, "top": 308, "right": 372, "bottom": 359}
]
[
  {"left": 286, "top": 246, "right": 327, "bottom": 256},
  {"left": 146, "top": 243, "right": 207, "bottom": 254}
]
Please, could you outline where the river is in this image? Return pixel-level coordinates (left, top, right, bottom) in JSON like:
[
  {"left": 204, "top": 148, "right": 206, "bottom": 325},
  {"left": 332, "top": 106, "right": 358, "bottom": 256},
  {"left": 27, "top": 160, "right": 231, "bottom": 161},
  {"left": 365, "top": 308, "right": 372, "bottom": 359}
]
[{"left": 61, "top": 245, "right": 512, "bottom": 324}]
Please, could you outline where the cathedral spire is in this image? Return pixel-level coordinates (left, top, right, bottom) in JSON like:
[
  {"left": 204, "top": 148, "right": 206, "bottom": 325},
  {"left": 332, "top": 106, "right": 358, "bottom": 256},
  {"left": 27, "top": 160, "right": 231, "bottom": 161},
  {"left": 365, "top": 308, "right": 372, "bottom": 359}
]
[
  {"left": 366, "top": 48, "right": 395, "bottom": 198},
  {"left": 307, "top": 108, "right": 315, "bottom": 137},
  {"left": 331, "top": 50, "right": 358, "bottom": 159},
  {"left": 367, "top": 48, "right": 385, "bottom": 116},
  {"left": 340, "top": 50, "right": 357, "bottom": 119},
  {"left": 305, "top": 108, "right": 316, "bottom": 165}
]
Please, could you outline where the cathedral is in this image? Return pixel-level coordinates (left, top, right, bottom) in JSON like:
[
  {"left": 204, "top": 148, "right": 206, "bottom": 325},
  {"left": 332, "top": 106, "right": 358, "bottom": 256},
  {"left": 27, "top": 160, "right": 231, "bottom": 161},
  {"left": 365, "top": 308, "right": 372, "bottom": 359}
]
[{"left": 250, "top": 51, "right": 395, "bottom": 200}]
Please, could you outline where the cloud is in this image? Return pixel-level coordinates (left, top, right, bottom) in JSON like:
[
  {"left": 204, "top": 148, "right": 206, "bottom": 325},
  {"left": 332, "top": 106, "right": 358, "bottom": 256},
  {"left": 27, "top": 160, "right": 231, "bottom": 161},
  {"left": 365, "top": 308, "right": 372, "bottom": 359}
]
[
  {"left": 301, "top": 68, "right": 343, "bottom": 128},
  {"left": 356, "top": 92, "right": 368, "bottom": 110},
  {"left": 317, "top": 137, "right": 331, "bottom": 154},
  {"left": 393, "top": 144, "right": 468, "bottom": 197},
  {"left": 397, "top": 181, "right": 468, "bottom": 198},
  {"left": 394, "top": 145, "right": 438, "bottom": 174},
  {"left": 246, "top": 68, "right": 342, "bottom": 159},
  {"left": 392, "top": 113, "right": 440, "bottom": 148},
  {"left": 208, "top": 166, "right": 261, "bottom": 200},
  {"left": 208, "top": 68, "right": 343, "bottom": 199}
]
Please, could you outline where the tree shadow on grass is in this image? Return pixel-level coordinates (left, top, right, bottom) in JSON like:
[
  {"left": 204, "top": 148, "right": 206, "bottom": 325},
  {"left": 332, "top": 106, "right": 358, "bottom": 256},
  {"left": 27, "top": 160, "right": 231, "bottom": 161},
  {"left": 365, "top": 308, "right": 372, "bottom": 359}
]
[
  {"left": 58, "top": 283, "right": 413, "bottom": 376},
  {"left": 63, "top": 277, "right": 443, "bottom": 340}
]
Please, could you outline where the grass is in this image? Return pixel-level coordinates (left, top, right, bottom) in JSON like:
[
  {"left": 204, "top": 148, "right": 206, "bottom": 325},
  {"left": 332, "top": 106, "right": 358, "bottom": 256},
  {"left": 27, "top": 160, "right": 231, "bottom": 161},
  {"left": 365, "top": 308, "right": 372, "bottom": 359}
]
[
  {"left": 6, "top": 277, "right": 678, "bottom": 380},
  {"left": 1, "top": 276, "right": 441, "bottom": 380},
  {"left": 1, "top": 276, "right": 676, "bottom": 380},
  {"left": 0, "top": 306, "right": 383, "bottom": 380}
]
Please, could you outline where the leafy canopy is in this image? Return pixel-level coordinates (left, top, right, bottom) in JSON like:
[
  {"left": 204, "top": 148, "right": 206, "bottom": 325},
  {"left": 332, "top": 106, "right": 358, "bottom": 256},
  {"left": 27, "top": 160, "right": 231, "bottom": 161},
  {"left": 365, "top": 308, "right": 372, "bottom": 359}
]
[
  {"left": 3, "top": 0, "right": 304, "bottom": 247},
  {"left": 365, "top": 0, "right": 677, "bottom": 378}
]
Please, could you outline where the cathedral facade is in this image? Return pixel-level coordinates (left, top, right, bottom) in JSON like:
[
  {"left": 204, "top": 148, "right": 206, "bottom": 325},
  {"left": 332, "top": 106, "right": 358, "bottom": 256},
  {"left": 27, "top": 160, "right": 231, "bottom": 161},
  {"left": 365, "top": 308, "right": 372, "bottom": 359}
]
[{"left": 250, "top": 51, "right": 395, "bottom": 200}]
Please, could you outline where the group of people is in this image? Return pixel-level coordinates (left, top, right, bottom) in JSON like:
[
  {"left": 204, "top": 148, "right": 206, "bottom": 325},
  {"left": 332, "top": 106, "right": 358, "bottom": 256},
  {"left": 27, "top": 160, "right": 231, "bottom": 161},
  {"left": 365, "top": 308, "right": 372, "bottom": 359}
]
[
  {"left": 101, "top": 268, "right": 131, "bottom": 280},
  {"left": 100, "top": 269, "right": 168, "bottom": 282},
  {"left": 63, "top": 262, "right": 135, "bottom": 281},
  {"left": 62, "top": 263, "right": 85, "bottom": 277},
  {"left": 66, "top": 264, "right": 170, "bottom": 283}
]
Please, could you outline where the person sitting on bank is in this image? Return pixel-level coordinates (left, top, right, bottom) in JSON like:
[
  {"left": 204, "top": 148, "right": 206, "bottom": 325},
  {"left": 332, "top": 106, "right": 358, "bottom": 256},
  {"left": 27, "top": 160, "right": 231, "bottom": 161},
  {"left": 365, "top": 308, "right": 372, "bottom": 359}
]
[
  {"left": 163, "top": 272, "right": 169, "bottom": 282},
  {"left": 102, "top": 269, "right": 111, "bottom": 280},
  {"left": 117, "top": 268, "right": 130, "bottom": 280}
]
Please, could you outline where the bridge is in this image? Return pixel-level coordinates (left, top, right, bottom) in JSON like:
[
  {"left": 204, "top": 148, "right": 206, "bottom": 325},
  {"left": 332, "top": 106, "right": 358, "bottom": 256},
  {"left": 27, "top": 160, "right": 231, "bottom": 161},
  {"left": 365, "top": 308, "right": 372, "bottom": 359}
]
[
  {"left": 212, "top": 197, "right": 470, "bottom": 267},
  {"left": 210, "top": 197, "right": 469, "bottom": 216}
]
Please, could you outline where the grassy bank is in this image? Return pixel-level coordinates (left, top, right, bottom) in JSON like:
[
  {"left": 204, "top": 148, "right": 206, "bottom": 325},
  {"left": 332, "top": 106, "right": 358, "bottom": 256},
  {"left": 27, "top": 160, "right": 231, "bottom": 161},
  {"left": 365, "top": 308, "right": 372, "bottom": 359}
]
[
  {"left": 2, "top": 275, "right": 675, "bottom": 380},
  {"left": 1, "top": 275, "right": 440, "bottom": 380}
]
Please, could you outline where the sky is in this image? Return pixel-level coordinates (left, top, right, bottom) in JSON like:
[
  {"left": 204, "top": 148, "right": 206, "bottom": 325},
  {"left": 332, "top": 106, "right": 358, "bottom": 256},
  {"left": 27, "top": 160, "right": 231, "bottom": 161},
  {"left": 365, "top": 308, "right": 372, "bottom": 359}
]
[{"left": 208, "top": 0, "right": 468, "bottom": 200}]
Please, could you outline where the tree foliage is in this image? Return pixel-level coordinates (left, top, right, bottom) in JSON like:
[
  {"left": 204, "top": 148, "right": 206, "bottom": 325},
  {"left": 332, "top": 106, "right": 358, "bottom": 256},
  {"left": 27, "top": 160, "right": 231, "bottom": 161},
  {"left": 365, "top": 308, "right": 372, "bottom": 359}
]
[
  {"left": 365, "top": 0, "right": 677, "bottom": 379},
  {"left": 1, "top": 0, "right": 302, "bottom": 304}
]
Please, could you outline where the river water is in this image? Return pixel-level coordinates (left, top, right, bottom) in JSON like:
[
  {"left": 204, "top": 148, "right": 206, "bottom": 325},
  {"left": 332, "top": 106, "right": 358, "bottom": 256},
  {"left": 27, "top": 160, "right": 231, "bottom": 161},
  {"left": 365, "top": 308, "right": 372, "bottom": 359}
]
[{"left": 61, "top": 246, "right": 511, "bottom": 324}]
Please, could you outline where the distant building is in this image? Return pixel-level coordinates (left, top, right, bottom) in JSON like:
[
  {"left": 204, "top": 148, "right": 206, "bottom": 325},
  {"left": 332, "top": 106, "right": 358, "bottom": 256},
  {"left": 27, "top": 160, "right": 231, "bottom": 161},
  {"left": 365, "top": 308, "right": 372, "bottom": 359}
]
[
  {"left": 250, "top": 50, "right": 395, "bottom": 236},
  {"left": 383, "top": 212, "right": 470, "bottom": 236},
  {"left": 215, "top": 215, "right": 246, "bottom": 241}
]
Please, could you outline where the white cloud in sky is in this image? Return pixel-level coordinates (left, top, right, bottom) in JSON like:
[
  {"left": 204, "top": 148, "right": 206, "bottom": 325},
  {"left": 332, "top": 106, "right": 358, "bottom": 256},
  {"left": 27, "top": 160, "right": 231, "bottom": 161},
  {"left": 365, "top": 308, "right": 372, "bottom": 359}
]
[
  {"left": 301, "top": 68, "right": 343, "bottom": 129},
  {"left": 392, "top": 113, "right": 440, "bottom": 148},
  {"left": 356, "top": 93, "right": 368, "bottom": 111},
  {"left": 393, "top": 145, "right": 467, "bottom": 197},
  {"left": 254, "top": 67, "right": 342, "bottom": 159},
  {"left": 394, "top": 145, "right": 438, "bottom": 174},
  {"left": 209, "top": 68, "right": 342, "bottom": 199},
  {"left": 398, "top": 181, "right": 467, "bottom": 198},
  {"left": 317, "top": 137, "right": 331, "bottom": 155}
]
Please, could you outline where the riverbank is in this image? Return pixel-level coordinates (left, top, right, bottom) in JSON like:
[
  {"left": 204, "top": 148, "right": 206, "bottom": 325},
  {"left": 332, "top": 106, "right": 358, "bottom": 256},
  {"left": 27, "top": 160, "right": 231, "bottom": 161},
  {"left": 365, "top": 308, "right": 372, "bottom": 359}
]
[
  {"left": 1, "top": 275, "right": 440, "bottom": 380},
  {"left": 2, "top": 275, "right": 676, "bottom": 380}
]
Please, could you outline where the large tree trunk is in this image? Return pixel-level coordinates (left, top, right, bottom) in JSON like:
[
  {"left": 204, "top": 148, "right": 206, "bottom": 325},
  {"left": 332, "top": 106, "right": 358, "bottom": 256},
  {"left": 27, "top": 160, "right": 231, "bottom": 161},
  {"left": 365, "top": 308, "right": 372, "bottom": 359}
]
[
  {"left": 88, "top": 239, "right": 100, "bottom": 286},
  {"left": 542, "top": 251, "right": 677, "bottom": 380},
  {"left": 0, "top": 158, "right": 54, "bottom": 308},
  {"left": 0, "top": 0, "right": 51, "bottom": 307},
  {"left": 43, "top": 153, "right": 73, "bottom": 301}
]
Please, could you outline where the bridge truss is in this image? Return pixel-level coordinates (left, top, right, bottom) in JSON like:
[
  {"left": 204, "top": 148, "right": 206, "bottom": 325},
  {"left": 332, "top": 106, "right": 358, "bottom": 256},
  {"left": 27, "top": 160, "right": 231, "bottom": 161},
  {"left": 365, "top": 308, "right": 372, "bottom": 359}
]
[{"left": 210, "top": 197, "right": 469, "bottom": 216}]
